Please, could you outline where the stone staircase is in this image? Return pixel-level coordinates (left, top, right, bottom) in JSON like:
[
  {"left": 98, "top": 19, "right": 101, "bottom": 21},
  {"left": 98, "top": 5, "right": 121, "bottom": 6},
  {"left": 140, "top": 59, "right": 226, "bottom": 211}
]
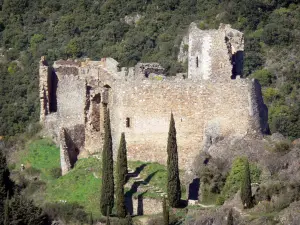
[{"left": 126, "top": 168, "right": 167, "bottom": 198}]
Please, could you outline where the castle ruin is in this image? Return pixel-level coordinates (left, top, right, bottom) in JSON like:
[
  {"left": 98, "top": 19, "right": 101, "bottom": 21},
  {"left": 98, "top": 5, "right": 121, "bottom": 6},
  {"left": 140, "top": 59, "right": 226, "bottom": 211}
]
[{"left": 39, "top": 23, "right": 268, "bottom": 175}]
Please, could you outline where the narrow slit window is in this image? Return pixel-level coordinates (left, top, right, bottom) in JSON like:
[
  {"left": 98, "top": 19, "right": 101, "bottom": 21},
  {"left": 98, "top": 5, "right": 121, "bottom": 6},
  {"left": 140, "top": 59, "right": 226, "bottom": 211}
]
[
  {"left": 126, "top": 118, "right": 130, "bottom": 128},
  {"left": 196, "top": 57, "right": 199, "bottom": 68}
]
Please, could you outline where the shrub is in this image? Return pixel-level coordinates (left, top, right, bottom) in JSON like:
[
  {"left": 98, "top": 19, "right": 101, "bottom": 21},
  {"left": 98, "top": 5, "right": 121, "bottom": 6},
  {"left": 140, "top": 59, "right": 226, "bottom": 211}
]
[
  {"left": 220, "top": 157, "right": 261, "bottom": 201},
  {"left": 273, "top": 141, "right": 291, "bottom": 153},
  {"left": 251, "top": 69, "right": 274, "bottom": 86},
  {"left": 263, "top": 88, "right": 280, "bottom": 104},
  {"left": 216, "top": 195, "right": 225, "bottom": 205},
  {"left": 262, "top": 23, "right": 291, "bottom": 46},
  {"left": 24, "top": 180, "right": 46, "bottom": 196},
  {"left": 49, "top": 167, "right": 62, "bottom": 179},
  {"left": 24, "top": 167, "right": 41, "bottom": 177},
  {"left": 44, "top": 202, "right": 87, "bottom": 224}
]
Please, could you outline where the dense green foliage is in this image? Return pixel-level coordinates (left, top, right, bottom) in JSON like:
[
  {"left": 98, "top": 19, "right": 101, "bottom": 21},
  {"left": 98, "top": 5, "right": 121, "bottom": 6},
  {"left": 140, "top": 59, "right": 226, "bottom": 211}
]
[
  {"left": 6, "top": 195, "right": 49, "bottom": 225},
  {"left": 100, "top": 108, "right": 114, "bottom": 216},
  {"left": 0, "top": 0, "right": 300, "bottom": 139},
  {"left": 116, "top": 133, "right": 127, "bottom": 218},
  {"left": 220, "top": 157, "right": 261, "bottom": 202},
  {"left": 240, "top": 159, "right": 253, "bottom": 209},
  {"left": 227, "top": 208, "right": 233, "bottom": 225},
  {"left": 167, "top": 113, "right": 181, "bottom": 208}
]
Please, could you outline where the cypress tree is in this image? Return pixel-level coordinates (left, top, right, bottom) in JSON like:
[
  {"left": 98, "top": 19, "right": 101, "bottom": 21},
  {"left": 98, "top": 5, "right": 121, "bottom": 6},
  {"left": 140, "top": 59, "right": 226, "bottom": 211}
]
[
  {"left": 89, "top": 213, "right": 93, "bottom": 225},
  {"left": 167, "top": 113, "right": 181, "bottom": 208},
  {"left": 227, "top": 208, "right": 233, "bottom": 225},
  {"left": 100, "top": 108, "right": 114, "bottom": 216},
  {"left": 240, "top": 159, "right": 252, "bottom": 209},
  {"left": 125, "top": 213, "right": 133, "bottom": 225},
  {"left": 4, "top": 194, "right": 9, "bottom": 225},
  {"left": 0, "top": 150, "right": 10, "bottom": 225},
  {"left": 116, "top": 133, "right": 127, "bottom": 218},
  {"left": 106, "top": 213, "right": 110, "bottom": 225},
  {"left": 163, "top": 197, "right": 169, "bottom": 225}
]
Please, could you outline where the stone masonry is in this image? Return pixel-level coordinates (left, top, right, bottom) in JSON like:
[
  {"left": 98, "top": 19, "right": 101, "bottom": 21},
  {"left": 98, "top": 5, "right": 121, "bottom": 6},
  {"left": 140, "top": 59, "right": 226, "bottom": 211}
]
[{"left": 39, "top": 23, "right": 268, "bottom": 175}]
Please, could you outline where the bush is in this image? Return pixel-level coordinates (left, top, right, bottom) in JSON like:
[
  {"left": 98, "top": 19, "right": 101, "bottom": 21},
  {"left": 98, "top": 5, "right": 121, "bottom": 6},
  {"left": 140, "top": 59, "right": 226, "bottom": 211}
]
[
  {"left": 220, "top": 157, "right": 261, "bottom": 201},
  {"left": 251, "top": 69, "right": 274, "bottom": 86},
  {"left": 273, "top": 141, "right": 291, "bottom": 153},
  {"left": 25, "top": 167, "right": 41, "bottom": 177},
  {"left": 44, "top": 202, "right": 87, "bottom": 224},
  {"left": 216, "top": 195, "right": 225, "bottom": 205},
  {"left": 49, "top": 167, "right": 61, "bottom": 179},
  {"left": 24, "top": 180, "right": 46, "bottom": 196},
  {"left": 262, "top": 23, "right": 291, "bottom": 46}
]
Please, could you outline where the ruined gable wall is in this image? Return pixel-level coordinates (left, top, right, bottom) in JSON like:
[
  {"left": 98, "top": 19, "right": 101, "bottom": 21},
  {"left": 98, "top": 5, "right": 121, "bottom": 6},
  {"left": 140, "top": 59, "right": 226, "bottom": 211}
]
[
  {"left": 110, "top": 77, "right": 258, "bottom": 169},
  {"left": 56, "top": 75, "right": 86, "bottom": 128},
  {"left": 188, "top": 23, "right": 244, "bottom": 81},
  {"left": 188, "top": 24, "right": 232, "bottom": 81}
]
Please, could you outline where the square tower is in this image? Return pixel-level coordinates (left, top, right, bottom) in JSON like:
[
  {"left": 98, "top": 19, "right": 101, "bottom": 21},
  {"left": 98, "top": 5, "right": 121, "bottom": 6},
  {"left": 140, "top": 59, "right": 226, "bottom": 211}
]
[{"left": 188, "top": 23, "right": 244, "bottom": 81}]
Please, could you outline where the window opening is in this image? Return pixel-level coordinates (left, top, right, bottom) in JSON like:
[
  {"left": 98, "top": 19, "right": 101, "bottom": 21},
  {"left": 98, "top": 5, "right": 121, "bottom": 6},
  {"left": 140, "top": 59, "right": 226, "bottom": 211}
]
[
  {"left": 126, "top": 118, "right": 131, "bottom": 128},
  {"left": 196, "top": 57, "right": 199, "bottom": 68}
]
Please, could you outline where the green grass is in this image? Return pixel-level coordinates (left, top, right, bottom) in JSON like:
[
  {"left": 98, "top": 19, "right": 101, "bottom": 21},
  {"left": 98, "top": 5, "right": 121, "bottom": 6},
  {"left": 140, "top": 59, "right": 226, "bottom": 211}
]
[
  {"left": 129, "top": 161, "right": 168, "bottom": 192},
  {"left": 15, "top": 138, "right": 188, "bottom": 221},
  {"left": 128, "top": 161, "right": 186, "bottom": 199},
  {"left": 21, "top": 138, "right": 60, "bottom": 181},
  {"left": 46, "top": 157, "right": 102, "bottom": 218}
]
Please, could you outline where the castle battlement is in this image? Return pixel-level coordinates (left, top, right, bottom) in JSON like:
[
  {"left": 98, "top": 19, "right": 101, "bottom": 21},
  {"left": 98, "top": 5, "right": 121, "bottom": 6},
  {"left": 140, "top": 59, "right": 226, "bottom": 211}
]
[{"left": 39, "top": 23, "right": 268, "bottom": 175}]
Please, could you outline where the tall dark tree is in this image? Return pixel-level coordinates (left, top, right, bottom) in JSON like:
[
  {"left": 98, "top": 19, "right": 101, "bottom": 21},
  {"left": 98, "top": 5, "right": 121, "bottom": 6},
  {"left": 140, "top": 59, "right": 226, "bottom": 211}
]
[
  {"left": 4, "top": 194, "right": 9, "bottom": 225},
  {"left": 163, "top": 196, "right": 169, "bottom": 225},
  {"left": 116, "top": 132, "right": 128, "bottom": 218},
  {"left": 125, "top": 213, "right": 133, "bottom": 225},
  {"left": 100, "top": 107, "right": 114, "bottom": 216},
  {"left": 0, "top": 149, "right": 11, "bottom": 225},
  {"left": 166, "top": 113, "right": 181, "bottom": 208},
  {"left": 227, "top": 208, "right": 234, "bottom": 225},
  {"left": 89, "top": 213, "right": 93, "bottom": 225},
  {"left": 240, "top": 159, "right": 252, "bottom": 209},
  {"left": 9, "top": 195, "right": 49, "bottom": 225},
  {"left": 106, "top": 210, "right": 110, "bottom": 225}
]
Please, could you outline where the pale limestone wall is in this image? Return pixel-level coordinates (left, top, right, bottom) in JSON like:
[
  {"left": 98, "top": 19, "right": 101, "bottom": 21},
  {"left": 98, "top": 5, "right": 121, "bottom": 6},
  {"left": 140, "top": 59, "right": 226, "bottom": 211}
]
[
  {"left": 39, "top": 59, "right": 50, "bottom": 122},
  {"left": 56, "top": 75, "right": 86, "bottom": 128},
  {"left": 110, "top": 77, "right": 257, "bottom": 169},
  {"left": 188, "top": 23, "right": 244, "bottom": 81}
]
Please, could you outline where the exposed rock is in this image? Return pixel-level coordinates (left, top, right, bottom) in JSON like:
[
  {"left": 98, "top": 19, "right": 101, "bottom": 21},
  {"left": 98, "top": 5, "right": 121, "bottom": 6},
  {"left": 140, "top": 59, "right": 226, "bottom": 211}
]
[
  {"left": 123, "top": 13, "right": 143, "bottom": 26},
  {"left": 278, "top": 201, "right": 300, "bottom": 225},
  {"left": 270, "top": 133, "right": 285, "bottom": 143}
]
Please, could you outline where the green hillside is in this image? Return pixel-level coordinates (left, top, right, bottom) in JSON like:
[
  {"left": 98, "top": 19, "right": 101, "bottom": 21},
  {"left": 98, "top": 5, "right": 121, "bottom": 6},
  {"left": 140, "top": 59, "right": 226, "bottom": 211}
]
[{"left": 0, "top": 0, "right": 300, "bottom": 138}]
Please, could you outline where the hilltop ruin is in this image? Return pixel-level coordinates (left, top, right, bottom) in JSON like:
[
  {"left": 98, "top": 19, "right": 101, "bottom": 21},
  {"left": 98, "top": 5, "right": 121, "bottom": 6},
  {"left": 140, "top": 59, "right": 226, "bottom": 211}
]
[{"left": 39, "top": 23, "right": 268, "bottom": 175}]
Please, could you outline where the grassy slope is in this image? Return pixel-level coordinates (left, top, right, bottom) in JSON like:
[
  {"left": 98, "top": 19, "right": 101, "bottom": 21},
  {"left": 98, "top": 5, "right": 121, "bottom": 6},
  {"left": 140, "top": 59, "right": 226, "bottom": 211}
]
[
  {"left": 128, "top": 161, "right": 186, "bottom": 199},
  {"left": 16, "top": 138, "right": 179, "bottom": 219},
  {"left": 46, "top": 157, "right": 102, "bottom": 218},
  {"left": 21, "top": 138, "right": 60, "bottom": 181}
]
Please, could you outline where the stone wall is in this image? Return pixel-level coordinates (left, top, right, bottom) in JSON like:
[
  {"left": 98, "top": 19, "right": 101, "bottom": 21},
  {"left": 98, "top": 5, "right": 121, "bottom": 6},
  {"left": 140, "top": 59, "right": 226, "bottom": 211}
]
[{"left": 110, "top": 76, "right": 260, "bottom": 168}]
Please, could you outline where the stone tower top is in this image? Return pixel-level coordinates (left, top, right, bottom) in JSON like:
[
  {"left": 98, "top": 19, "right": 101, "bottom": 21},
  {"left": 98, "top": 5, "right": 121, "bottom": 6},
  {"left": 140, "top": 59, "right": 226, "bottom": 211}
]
[{"left": 188, "top": 23, "right": 244, "bottom": 81}]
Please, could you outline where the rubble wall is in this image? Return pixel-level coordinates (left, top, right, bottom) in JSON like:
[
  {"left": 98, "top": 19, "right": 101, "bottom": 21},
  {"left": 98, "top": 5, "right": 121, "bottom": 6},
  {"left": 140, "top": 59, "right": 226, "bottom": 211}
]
[{"left": 110, "top": 77, "right": 260, "bottom": 169}]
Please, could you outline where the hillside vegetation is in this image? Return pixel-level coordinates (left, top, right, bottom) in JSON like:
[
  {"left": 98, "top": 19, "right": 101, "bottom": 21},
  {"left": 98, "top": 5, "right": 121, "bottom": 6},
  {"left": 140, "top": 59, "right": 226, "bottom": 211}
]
[{"left": 0, "top": 0, "right": 300, "bottom": 139}]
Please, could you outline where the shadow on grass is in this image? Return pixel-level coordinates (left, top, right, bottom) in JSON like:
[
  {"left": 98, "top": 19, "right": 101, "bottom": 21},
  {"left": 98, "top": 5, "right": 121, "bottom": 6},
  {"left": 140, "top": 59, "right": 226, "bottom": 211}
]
[
  {"left": 125, "top": 171, "right": 158, "bottom": 215},
  {"left": 126, "top": 163, "right": 147, "bottom": 182}
]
